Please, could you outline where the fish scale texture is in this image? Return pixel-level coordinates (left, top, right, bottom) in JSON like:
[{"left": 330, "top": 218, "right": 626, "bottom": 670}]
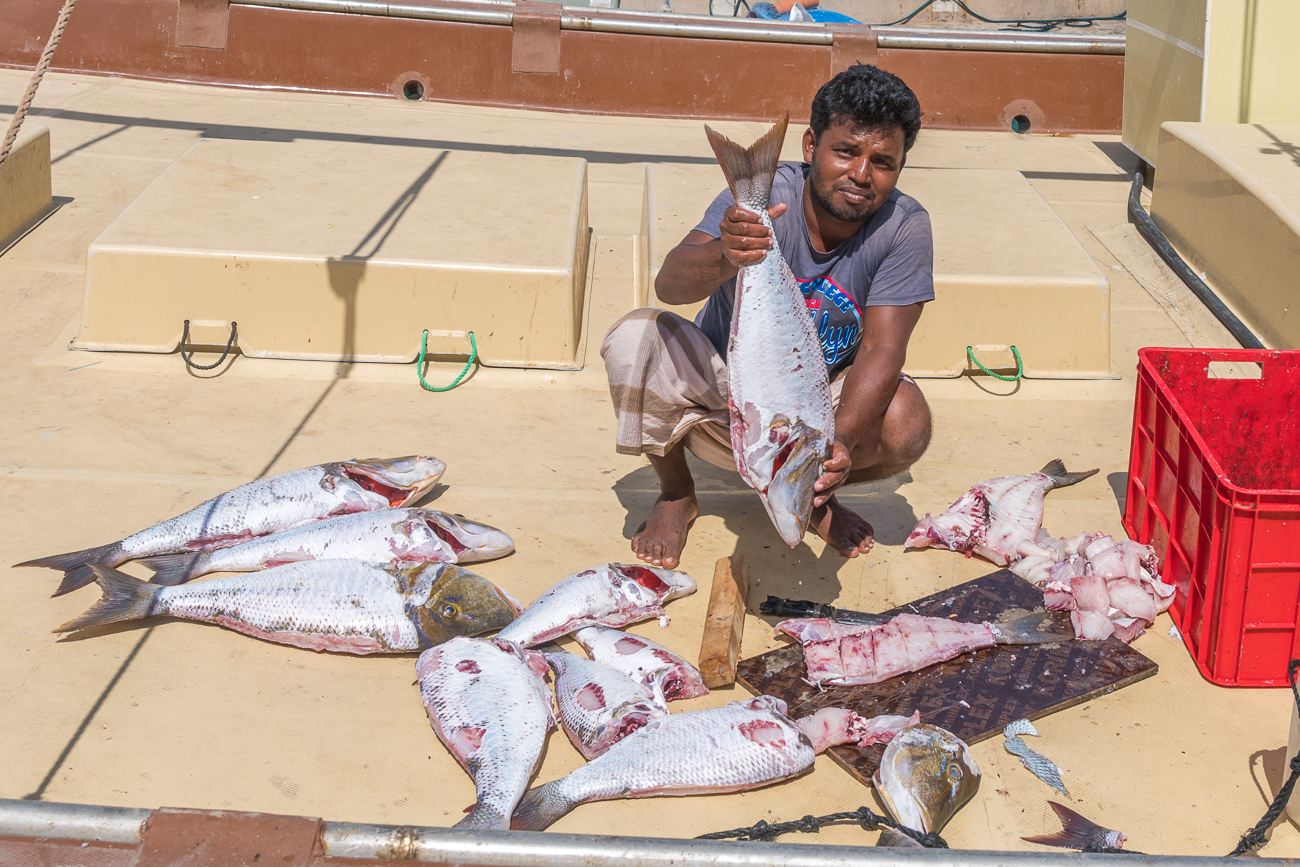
[
  {"left": 529, "top": 697, "right": 814, "bottom": 817},
  {"left": 548, "top": 650, "right": 665, "bottom": 759},
  {"left": 496, "top": 565, "right": 693, "bottom": 648},
  {"left": 156, "top": 560, "right": 421, "bottom": 651},
  {"left": 418, "top": 637, "right": 554, "bottom": 830},
  {"left": 194, "top": 508, "right": 501, "bottom": 573},
  {"left": 120, "top": 462, "right": 434, "bottom": 559},
  {"left": 574, "top": 625, "right": 708, "bottom": 701}
]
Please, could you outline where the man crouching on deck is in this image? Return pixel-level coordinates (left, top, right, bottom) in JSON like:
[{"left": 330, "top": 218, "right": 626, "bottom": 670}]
[{"left": 601, "top": 63, "right": 934, "bottom": 568}]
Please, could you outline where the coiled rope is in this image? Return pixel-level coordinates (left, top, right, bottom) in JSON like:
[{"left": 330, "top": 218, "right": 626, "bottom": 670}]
[{"left": 0, "top": 0, "right": 79, "bottom": 177}]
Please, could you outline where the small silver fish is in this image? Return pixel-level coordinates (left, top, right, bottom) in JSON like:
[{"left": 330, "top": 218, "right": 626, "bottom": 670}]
[
  {"left": 573, "top": 625, "right": 708, "bottom": 702},
  {"left": 418, "top": 637, "right": 554, "bottom": 830},
  {"left": 547, "top": 649, "right": 666, "bottom": 759},
  {"left": 54, "top": 560, "right": 517, "bottom": 653},
  {"left": 135, "top": 508, "right": 513, "bottom": 586},
  {"left": 1023, "top": 801, "right": 1126, "bottom": 851},
  {"left": 873, "top": 723, "right": 981, "bottom": 835},
  {"left": 496, "top": 563, "right": 696, "bottom": 648},
  {"left": 17, "top": 456, "right": 446, "bottom": 596},
  {"left": 1003, "top": 720, "right": 1069, "bottom": 796}
]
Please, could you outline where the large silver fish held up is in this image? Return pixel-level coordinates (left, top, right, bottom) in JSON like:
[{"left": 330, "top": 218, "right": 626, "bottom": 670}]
[
  {"left": 418, "top": 637, "right": 555, "bottom": 830},
  {"left": 136, "top": 508, "right": 513, "bottom": 586},
  {"left": 54, "top": 560, "right": 517, "bottom": 653},
  {"left": 16, "top": 456, "right": 446, "bottom": 596},
  {"left": 704, "top": 117, "right": 835, "bottom": 547},
  {"left": 873, "top": 723, "right": 981, "bottom": 836}
]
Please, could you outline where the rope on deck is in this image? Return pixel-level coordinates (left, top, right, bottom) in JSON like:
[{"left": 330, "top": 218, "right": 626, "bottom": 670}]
[
  {"left": 697, "top": 805, "right": 948, "bottom": 848},
  {"left": 181, "top": 320, "right": 239, "bottom": 371},
  {"left": 0, "top": 0, "right": 79, "bottom": 177},
  {"left": 417, "top": 329, "right": 477, "bottom": 392},
  {"left": 1229, "top": 659, "right": 1300, "bottom": 856}
]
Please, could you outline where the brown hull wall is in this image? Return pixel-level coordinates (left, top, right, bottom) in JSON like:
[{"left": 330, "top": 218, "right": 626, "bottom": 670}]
[{"left": 0, "top": 0, "right": 1122, "bottom": 132}]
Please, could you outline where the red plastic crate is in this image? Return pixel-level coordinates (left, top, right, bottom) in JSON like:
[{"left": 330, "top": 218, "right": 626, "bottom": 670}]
[{"left": 1124, "top": 348, "right": 1300, "bottom": 686}]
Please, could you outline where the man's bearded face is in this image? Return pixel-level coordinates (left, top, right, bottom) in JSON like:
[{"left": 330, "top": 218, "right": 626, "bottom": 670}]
[{"left": 805, "top": 119, "right": 907, "bottom": 225}]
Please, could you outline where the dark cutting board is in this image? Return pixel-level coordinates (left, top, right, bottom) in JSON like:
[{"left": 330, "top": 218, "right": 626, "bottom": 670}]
[{"left": 735, "top": 569, "right": 1157, "bottom": 786}]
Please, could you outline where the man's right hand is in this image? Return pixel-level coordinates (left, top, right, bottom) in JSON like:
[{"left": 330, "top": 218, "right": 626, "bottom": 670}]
[{"left": 719, "top": 203, "right": 788, "bottom": 269}]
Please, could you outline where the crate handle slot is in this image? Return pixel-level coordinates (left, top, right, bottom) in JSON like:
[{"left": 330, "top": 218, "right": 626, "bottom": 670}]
[{"left": 1207, "top": 360, "right": 1263, "bottom": 380}]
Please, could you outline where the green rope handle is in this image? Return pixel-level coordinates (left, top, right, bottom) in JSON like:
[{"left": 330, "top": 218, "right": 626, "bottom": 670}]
[
  {"left": 966, "top": 345, "right": 1023, "bottom": 382},
  {"left": 417, "top": 329, "right": 477, "bottom": 392}
]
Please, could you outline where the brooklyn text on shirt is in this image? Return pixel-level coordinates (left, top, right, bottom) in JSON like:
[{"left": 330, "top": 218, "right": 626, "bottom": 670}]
[{"left": 799, "top": 274, "right": 862, "bottom": 367}]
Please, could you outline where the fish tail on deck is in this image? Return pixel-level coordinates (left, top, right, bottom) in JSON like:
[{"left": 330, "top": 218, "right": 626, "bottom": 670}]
[
  {"left": 137, "top": 551, "right": 205, "bottom": 586},
  {"left": 53, "top": 565, "right": 161, "bottom": 633},
  {"left": 703, "top": 114, "right": 789, "bottom": 212},
  {"left": 509, "top": 782, "right": 574, "bottom": 832},
  {"left": 453, "top": 802, "right": 509, "bottom": 831},
  {"left": 14, "top": 541, "right": 127, "bottom": 597},
  {"left": 1039, "top": 459, "right": 1099, "bottom": 489}
]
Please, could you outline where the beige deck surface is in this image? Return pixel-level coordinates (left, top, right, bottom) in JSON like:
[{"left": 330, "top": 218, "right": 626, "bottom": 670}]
[{"left": 0, "top": 70, "right": 1296, "bottom": 858}]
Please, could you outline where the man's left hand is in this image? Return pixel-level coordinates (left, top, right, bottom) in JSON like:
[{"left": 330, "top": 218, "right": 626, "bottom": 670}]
[{"left": 813, "top": 440, "right": 852, "bottom": 508}]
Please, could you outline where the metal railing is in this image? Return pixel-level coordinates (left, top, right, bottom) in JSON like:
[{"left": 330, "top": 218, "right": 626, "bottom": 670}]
[{"left": 230, "top": 0, "right": 1126, "bottom": 51}]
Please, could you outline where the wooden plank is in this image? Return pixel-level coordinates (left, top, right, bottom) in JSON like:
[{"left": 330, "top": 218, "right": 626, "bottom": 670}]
[
  {"left": 736, "top": 569, "right": 1158, "bottom": 787},
  {"left": 698, "top": 553, "right": 750, "bottom": 689}
]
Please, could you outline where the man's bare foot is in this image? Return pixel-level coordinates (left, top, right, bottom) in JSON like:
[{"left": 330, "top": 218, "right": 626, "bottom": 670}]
[
  {"left": 632, "top": 493, "right": 698, "bottom": 568},
  {"left": 810, "top": 496, "right": 875, "bottom": 558}
]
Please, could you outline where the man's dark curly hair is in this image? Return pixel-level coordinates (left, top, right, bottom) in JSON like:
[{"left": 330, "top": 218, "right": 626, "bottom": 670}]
[{"left": 809, "top": 63, "right": 922, "bottom": 152}]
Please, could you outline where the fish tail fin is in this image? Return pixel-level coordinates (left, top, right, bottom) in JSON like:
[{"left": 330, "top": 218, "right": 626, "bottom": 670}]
[
  {"left": 13, "top": 542, "right": 127, "bottom": 597},
  {"left": 137, "top": 552, "right": 205, "bottom": 586},
  {"left": 53, "top": 566, "right": 160, "bottom": 633},
  {"left": 703, "top": 114, "right": 789, "bottom": 212},
  {"left": 1039, "top": 459, "right": 1099, "bottom": 489},
  {"left": 1022, "top": 801, "right": 1113, "bottom": 850},
  {"left": 453, "top": 802, "right": 508, "bottom": 831},
  {"left": 510, "top": 782, "right": 575, "bottom": 832},
  {"left": 991, "top": 610, "right": 1075, "bottom": 645}
]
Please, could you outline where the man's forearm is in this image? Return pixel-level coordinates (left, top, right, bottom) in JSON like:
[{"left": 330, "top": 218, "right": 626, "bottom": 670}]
[
  {"left": 655, "top": 238, "right": 738, "bottom": 306},
  {"left": 833, "top": 344, "right": 907, "bottom": 457}
]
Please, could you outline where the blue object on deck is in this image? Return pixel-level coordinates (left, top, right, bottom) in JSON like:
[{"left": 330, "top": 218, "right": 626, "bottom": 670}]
[{"left": 748, "top": 3, "right": 860, "bottom": 22}]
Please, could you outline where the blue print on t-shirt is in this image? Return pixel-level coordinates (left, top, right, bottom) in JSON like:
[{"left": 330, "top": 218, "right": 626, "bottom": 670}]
[{"left": 798, "top": 275, "right": 862, "bottom": 367}]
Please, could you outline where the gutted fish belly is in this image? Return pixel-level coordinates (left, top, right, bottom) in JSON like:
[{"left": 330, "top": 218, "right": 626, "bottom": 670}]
[
  {"left": 573, "top": 625, "right": 708, "bottom": 702},
  {"left": 497, "top": 563, "right": 696, "bottom": 648},
  {"left": 16, "top": 456, "right": 446, "bottom": 596},
  {"left": 547, "top": 650, "right": 667, "bottom": 760},
  {"left": 419, "top": 637, "right": 555, "bottom": 830},
  {"left": 55, "top": 560, "right": 517, "bottom": 653},
  {"left": 705, "top": 117, "right": 834, "bottom": 548},
  {"left": 778, "top": 614, "right": 998, "bottom": 686},
  {"left": 137, "top": 508, "right": 513, "bottom": 586},
  {"left": 905, "top": 460, "right": 1097, "bottom": 566}
]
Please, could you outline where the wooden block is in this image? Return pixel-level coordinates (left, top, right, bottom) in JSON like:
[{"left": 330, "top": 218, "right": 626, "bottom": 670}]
[{"left": 698, "top": 553, "right": 750, "bottom": 688}]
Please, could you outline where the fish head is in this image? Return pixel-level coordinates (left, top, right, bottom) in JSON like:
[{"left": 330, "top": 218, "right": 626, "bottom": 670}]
[
  {"left": 422, "top": 511, "right": 515, "bottom": 563},
  {"left": 872, "top": 724, "right": 981, "bottom": 835},
  {"left": 341, "top": 456, "right": 446, "bottom": 506},
  {"left": 609, "top": 563, "right": 697, "bottom": 602},
  {"left": 408, "top": 562, "right": 520, "bottom": 646},
  {"left": 754, "top": 422, "right": 829, "bottom": 548}
]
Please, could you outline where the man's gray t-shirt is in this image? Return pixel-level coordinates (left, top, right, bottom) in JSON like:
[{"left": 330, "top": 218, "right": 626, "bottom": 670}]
[{"left": 691, "top": 161, "right": 934, "bottom": 378}]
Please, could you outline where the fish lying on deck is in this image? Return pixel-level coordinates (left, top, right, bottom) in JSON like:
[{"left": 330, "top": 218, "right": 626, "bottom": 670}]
[
  {"left": 136, "top": 508, "right": 513, "bottom": 586},
  {"left": 16, "top": 456, "right": 446, "bottom": 596},
  {"left": 776, "top": 609, "right": 1072, "bottom": 686},
  {"left": 704, "top": 117, "right": 835, "bottom": 548},
  {"left": 874, "top": 723, "right": 980, "bottom": 835},
  {"left": 495, "top": 563, "right": 696, "bottom": 648},
  {"left": 510, "top": 696, "right": 914, "bottom": 831},
  {"left": 418, "top": 637, "right": 554, "bottom": 830},
  {"left": 573, "top": 624, "right": 708, "bottom": 702},
  {"left": 905, "top": 460, "right": 1098, "bottom": 566},
  {"left": 1023, "top": 801, "right": 1127, "bottom": 851},
  {"left": 546, "top": 649, "right": 667, "bottom": 760},
  {"left": 54, "top": 560, "right": 517, "bottom": 653}
]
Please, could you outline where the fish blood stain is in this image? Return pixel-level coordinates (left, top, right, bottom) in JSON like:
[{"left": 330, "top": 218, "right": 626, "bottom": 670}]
[
  {"left": 577, "top": 683, "right": 606, "bottom": 711},
  {"left": 739, "top": 720, "right": 786, "bottom": 748},
  {"left": 456, "top": 660, "right": 481, "bottom": 674},
  {"left": 615, "top": 637, "right": 646, "bottom": 654}
]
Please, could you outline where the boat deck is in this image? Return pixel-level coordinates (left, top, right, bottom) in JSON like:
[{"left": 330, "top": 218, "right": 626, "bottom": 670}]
[{"left": 1, "top": 68, "right": 1296, "bottom": 857}]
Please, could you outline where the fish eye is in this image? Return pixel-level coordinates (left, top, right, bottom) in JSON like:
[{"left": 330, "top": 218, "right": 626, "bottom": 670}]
[
  {"left": 442, "top": 603, "right": 460, "bottom": 618},
  {"left": 946, "top": 763, "right": 963, "bottom": 781}
]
